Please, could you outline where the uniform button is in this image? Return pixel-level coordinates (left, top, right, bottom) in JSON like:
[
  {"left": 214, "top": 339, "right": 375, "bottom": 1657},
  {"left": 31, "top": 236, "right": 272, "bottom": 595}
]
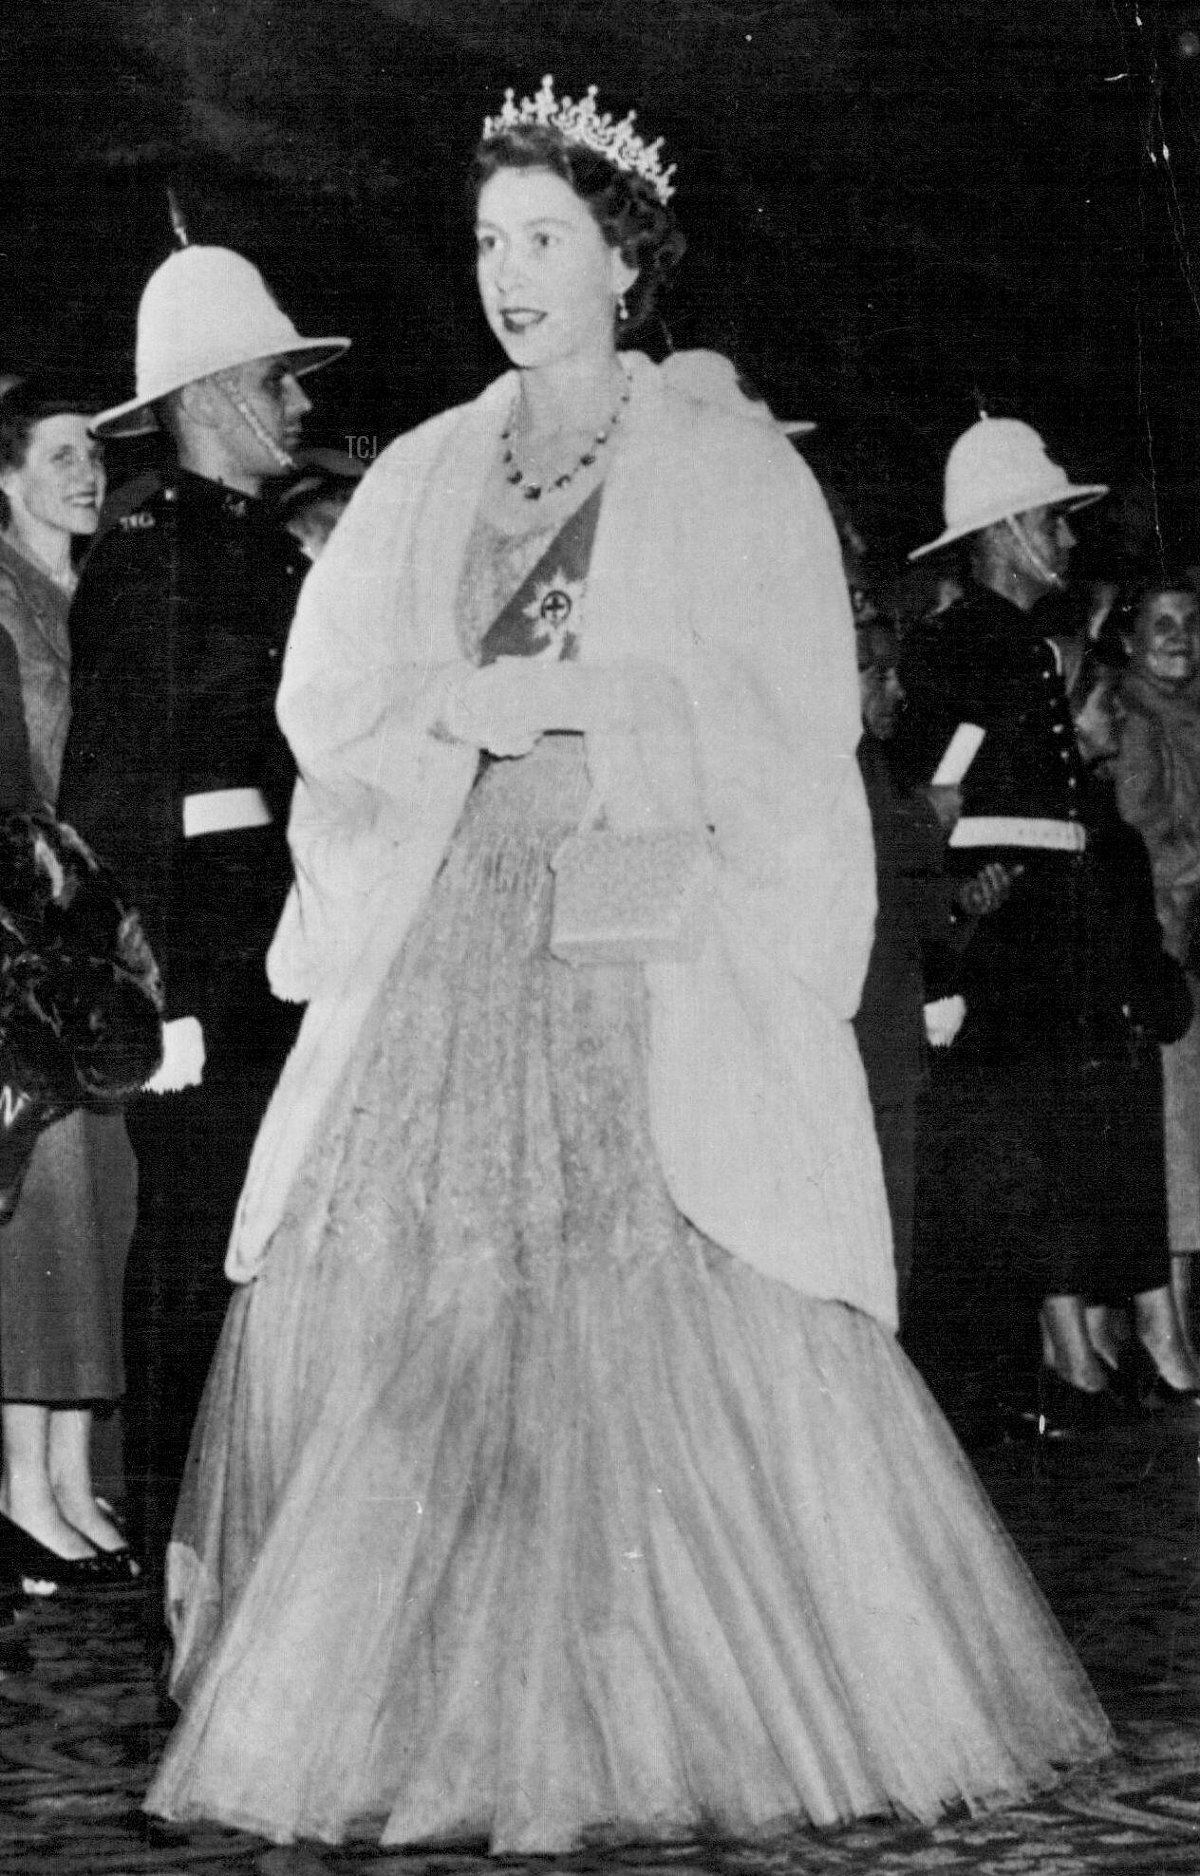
[{"left": 1052, "top": 724, "right": 1065, "bottom": 735}]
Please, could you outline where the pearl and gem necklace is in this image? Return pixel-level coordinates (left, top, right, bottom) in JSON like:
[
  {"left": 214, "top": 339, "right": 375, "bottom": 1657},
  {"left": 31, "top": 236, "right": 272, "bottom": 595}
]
[{"left": 500, "top": 374, "right": 632, "bottom": 501}]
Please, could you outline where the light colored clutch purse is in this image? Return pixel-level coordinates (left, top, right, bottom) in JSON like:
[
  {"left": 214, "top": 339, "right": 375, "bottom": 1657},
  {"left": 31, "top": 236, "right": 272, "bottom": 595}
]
[{"left": 548, "top": 821, "right": 714, "bottom": 966}]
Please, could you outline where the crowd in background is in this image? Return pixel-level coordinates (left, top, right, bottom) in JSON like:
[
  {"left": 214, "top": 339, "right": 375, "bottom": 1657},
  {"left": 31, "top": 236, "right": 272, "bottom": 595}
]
[{"left": 840, "top": 432, "right": 1200, "bottom": 1446}]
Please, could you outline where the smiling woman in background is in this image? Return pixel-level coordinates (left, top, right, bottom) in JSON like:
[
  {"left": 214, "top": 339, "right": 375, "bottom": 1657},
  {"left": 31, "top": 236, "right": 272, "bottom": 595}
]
[{"left": 0, "top": 379, "right": 139, "bottom": 1592}]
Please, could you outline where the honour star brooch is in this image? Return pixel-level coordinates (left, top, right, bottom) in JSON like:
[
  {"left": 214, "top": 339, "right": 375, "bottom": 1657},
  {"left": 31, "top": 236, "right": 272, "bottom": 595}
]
[{"left": 524, "top": 570, "right": 585, "bottom": 657}]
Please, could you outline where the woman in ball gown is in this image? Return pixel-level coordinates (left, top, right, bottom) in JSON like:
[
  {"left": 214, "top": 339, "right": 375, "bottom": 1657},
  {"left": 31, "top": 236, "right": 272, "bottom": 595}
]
[
  {"left": 0, "top": 379, "right": 139, "bottom": 1590},
  {"left": 146, "top": 80, "right": 1112, "bottom": 1852}
]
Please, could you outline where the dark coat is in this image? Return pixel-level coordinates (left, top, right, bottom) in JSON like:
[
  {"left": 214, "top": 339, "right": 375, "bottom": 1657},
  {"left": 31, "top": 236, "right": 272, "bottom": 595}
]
[
  {"left": 897, "top": 580, "right": 1091, "bottom": 1058},
  {"left": 0, "top": 624, "right": 32, "bottom": 813},
  {"left": 1072, "top": 780, "right": 1192, "bottom": 1061},
  {"left": 853, "top": 733, "right": 947, "bottom": 1106},
  {"left": 59, "top": 469, "right": 308, "bottom": 1021},
  {"left": 0, "top": 537, "right": 70, "bottom": 807}
]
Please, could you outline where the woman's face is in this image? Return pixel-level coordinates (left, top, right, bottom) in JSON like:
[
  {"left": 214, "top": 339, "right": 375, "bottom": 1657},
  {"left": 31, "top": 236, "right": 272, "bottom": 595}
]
[
  {"left": 0, "top": 414, "right": 105, "bottom": 543},
  {"left": 1129, "top": 588, "right": 1200, "bottom": 691},
  {"left": 475, "top": 166, "right": 637, "bottom": 371}
]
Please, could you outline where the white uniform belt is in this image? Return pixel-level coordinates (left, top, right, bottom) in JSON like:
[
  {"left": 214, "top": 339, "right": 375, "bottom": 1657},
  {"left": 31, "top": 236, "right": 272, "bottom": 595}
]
[
  {"left": 182, "top": 787, "right": 273, "bottom": 838},
  {"left": 948, "top": 815, "right": 1086, "bottom": 853}
]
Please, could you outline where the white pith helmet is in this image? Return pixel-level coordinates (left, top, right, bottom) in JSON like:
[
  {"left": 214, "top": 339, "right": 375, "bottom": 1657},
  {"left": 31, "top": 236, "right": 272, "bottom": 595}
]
[
  {"left": 909, "top": 417, "right": 1107, "bottom": 560},
  {"left": 92, "top": 246, "right": 349, "bottom": 439}
]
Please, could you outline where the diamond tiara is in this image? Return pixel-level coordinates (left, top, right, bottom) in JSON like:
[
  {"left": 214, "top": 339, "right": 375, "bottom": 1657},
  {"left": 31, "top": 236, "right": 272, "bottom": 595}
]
[{"left": 482, "top": 75, "right": 677, "bottom": 205}]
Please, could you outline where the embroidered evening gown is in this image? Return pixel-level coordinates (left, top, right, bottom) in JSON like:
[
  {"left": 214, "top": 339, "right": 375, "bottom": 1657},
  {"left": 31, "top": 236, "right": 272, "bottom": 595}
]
[{"left": 145, "top": 499, "right": 1112, "bottom": 1852}]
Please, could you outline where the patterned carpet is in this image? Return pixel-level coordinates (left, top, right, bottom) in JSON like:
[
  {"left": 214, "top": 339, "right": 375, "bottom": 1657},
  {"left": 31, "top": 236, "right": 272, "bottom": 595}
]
[{"left": 2, "top": 1417, "right": 1200, "bottom": 1874}]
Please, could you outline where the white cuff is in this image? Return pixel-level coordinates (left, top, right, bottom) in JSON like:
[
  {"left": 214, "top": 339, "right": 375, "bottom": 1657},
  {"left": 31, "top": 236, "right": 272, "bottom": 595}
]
[
  {"left": 924, "top": 995, "right": 966, "bottom": 1049},
  {"left": 143, "top": 1016, "right": 206, "bottom": 1093}
]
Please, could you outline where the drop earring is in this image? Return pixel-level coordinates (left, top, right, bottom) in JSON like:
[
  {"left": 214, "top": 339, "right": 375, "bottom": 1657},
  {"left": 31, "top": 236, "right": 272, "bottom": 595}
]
[{"left": 617, "top": 291, "right": 630, "bottom": 325}]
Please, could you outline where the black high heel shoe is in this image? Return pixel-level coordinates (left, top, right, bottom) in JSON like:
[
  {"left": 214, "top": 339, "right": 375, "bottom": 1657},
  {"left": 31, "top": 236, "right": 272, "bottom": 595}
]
[
  {"left": 0, "top": 1511, "right": 138, "bottom": 1595},
  {"left": 1095, "top": 1347, "right": 1148, "bottom": 1415},
  {"left": 87, "top": 1541, "right": 140, "bottom": 1581},
  {"left": 78, "top": 1535, "right": 140, "bottom": 1580},
  {"left": 0, "top": 1587, "right": 32, "bottom": 1674},
  {"left": 1126, "top": 1343, "right": 1200, "bottom": 1412},
  {"left": 1034, "top": 1366, "right": 1129, "bottom": 1441},
  {"left": 87, "top": 1497, "right": 140, "bottom": 1576},
  {"left": 1145, "top": 1374, "right": 1200, "bottom": 1408}
]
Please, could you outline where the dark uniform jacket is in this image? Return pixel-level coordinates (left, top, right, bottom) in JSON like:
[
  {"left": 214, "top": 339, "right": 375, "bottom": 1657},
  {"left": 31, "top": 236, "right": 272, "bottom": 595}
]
[
  {"left": 896, "top": 581, "right": 1090, "bottom": 1059},
  {"left": 896, "top": 581, "right": 1084, "bottom": 820},
  {"left": 853, "top": 733, "right": 948, "bottom": 1107},
  {"left": 59, "top": 468, "right": 307, "bottom": 1021}
]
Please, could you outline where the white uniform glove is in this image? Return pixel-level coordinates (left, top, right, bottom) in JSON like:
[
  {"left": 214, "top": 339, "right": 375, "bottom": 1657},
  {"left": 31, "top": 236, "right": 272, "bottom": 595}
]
[
  {"left": 923, "top": 995, "right": 967, "bottom": 1049},
  {"left": 143, "top": 1015, "right": 206, "bottom": 1093}
]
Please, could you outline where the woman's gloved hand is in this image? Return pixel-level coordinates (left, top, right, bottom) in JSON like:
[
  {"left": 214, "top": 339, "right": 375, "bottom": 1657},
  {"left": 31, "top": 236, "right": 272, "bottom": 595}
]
[{"left": 440, "top": 658, "right": 610, "bottom": 758}]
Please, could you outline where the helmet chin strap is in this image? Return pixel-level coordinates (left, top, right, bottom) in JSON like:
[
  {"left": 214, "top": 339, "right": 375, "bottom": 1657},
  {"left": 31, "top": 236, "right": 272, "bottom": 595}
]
[
  {"left": 1003, "top": 513, "right": 1064, "bottom": 590},
  {"left": 214, "top": 374, "right": 298, "bottom": 475}
]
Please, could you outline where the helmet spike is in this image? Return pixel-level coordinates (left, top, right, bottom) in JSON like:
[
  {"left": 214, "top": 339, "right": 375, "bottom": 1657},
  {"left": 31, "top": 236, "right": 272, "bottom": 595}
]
[{"left": 166, "top": 187, "right": 190, "bottom": 250}]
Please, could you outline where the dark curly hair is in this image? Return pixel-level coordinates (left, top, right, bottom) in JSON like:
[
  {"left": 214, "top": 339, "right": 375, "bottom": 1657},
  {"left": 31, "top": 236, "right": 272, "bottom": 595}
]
[
  {"left": 1121, "top": 569, "right": 1198, "bottom": 617},
  {"left": 470, "top": 123, "right": 686, "bottom": 337}
]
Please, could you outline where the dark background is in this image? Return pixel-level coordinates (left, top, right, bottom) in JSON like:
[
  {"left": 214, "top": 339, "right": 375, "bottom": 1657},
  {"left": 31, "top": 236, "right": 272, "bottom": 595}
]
[{"left": 2, "top": 0, "right": 1198, "bottom": 561}]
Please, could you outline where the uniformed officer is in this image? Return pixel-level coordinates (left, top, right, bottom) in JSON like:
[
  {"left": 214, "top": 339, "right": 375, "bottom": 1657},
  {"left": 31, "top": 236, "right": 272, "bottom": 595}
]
[
  {"left": 895, "top": 419, "right": 1117, "bottom": 1437},
  {"left": 58, "top": 246, "right": 349, "bottom": 1583}
]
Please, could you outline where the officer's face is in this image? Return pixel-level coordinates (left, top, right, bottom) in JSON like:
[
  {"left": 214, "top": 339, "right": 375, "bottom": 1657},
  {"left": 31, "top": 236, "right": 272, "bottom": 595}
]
[
  {"left": 1011, "top": 503, "right": 1076, "bottom": 588},
  {"left": 214, "top": 357, "right": 312, "bottom": 480},
  {"left": 857, "top": 623, "right": 904, "bottom": 740},
  {"left": 0, "top": 414, "right": 106, "bottom": 542}
]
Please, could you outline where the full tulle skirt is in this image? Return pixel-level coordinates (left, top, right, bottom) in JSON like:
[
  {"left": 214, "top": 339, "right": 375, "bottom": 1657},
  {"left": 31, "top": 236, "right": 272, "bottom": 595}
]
[{"left": 147, "top": 740, "right": 1112, "bottom": 1852}]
